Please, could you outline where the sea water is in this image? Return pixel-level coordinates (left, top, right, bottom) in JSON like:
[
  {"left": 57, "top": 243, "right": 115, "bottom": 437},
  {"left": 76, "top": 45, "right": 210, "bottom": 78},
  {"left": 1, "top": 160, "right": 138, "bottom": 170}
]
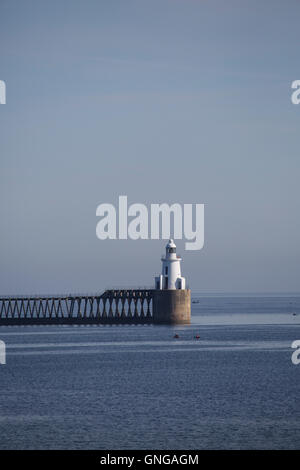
[{"left": 0, "top": 295, "right": 299, "bottom": 449}]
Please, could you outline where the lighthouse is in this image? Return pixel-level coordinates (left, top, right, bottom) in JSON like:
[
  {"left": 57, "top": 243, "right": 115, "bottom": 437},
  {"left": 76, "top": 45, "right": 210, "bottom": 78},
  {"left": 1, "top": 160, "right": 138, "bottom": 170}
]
[
  {"left": 155, "top": 239, "right": 186, "bottom": 290},
  {"left": 153, "top": 240, "right": 191, "bottom": 324}
]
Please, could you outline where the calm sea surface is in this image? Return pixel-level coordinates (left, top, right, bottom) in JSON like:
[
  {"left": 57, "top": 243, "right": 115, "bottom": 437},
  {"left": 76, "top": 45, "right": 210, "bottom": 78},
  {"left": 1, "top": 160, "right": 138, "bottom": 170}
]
[{"left": 0, "top": 295, "right": 300, "bottom": 449}]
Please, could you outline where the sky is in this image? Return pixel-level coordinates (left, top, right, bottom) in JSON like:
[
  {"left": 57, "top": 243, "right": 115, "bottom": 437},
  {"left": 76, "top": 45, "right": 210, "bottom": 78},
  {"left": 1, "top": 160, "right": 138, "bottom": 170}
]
[{"left": 0, "top": 0, "right": 300, "bottom": 295}]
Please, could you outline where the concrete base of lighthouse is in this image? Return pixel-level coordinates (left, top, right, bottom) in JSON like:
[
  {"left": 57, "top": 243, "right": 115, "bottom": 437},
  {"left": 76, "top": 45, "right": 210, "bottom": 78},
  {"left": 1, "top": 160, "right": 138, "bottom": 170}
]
[{"left": 152, "top": 289, "right": 191, "bottom": 325}]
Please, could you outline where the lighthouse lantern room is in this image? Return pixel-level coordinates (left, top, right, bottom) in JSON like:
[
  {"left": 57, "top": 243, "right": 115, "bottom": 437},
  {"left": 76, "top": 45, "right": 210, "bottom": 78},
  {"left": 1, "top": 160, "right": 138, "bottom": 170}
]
[{"left": 155, "top": 239, "right": 186, "bottom": 290}]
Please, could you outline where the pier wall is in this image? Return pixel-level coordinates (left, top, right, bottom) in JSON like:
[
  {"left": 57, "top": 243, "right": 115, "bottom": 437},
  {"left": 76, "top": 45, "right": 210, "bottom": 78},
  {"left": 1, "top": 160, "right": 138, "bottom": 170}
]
[{"left": 153, "top": 289, "right": 191, "bottom": 324}]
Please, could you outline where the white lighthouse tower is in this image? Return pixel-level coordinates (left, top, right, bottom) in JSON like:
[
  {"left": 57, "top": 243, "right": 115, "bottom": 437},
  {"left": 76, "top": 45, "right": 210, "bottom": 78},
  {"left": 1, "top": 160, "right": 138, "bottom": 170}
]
[{"left": 155, "top": 239, "right": 186, "bottom": 290}]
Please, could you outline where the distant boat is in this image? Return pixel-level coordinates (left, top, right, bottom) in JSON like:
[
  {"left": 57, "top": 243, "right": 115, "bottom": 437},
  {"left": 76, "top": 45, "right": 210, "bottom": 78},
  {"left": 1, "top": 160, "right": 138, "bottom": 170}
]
[{"left": 192, "top": 300, "right": 200, "bottom": 304}]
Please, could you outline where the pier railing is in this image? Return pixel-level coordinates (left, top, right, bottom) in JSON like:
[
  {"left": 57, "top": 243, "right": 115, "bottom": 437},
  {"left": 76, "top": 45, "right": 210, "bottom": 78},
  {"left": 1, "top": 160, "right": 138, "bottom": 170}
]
[{"left": 0, "top": 290, "right": 154, "bottom": 325}]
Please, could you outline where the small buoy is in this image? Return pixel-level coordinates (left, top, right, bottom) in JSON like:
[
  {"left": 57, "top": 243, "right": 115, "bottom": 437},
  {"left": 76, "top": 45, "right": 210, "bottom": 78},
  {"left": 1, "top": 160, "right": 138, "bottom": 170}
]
[
  {"left": 174, "top": 334, "right": 179, "bottom": 339},
  {"left": 293, "top": 313, "right": 297, "bottom": 316}
]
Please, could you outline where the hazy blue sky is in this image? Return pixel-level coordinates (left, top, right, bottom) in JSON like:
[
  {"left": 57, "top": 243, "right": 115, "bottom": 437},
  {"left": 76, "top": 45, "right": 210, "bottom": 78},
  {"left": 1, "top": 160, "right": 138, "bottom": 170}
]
[{"left": 1, "top": 0, "right": 300, "bottom": 294}]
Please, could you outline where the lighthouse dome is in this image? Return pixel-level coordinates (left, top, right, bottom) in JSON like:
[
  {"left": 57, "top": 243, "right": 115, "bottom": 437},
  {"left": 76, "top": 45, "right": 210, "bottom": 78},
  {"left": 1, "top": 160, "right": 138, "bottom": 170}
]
[
  {"left": 166, "top": 239, "right": 176, "bottom": 249},
  {"left": 165, "top": 239, "right": 177, "bottom": 256}
]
